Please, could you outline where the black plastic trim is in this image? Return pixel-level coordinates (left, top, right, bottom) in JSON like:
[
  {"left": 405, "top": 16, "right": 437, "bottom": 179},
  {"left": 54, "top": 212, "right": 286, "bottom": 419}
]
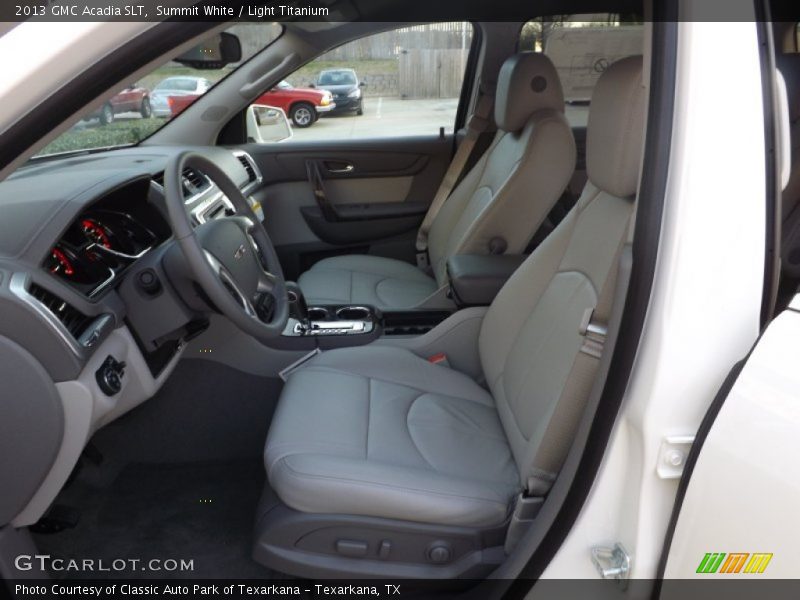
[
  {"left": 756, "top": 7, "right": 781, "bottom": 327},
  {"left": 503, "top": 17, "right": 678, "bottom": 598},
  {"left": 300, "top": 205, "right": 423, "bottom": 244}
]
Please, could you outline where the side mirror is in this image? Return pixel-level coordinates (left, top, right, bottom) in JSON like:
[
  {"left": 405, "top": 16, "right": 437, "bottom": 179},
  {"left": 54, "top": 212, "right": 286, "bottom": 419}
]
[
  {"left": 246, "top": 104, "right": 293, "bottom": 143},
  {"left": 359, "top": 81, "right": 366, "bottom": 88},
  {"left": 174, "top": 32, "right": 242, "bottom": 70},
  {"left": 309, "top": 83, "right": 316, "bottom": 88}
]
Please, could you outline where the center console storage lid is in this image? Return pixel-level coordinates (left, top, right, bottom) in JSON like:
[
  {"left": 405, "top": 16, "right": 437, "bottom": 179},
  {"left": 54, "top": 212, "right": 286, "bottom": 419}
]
[{"left": 446, "top": 254, "right": 527, "bottom": 307}]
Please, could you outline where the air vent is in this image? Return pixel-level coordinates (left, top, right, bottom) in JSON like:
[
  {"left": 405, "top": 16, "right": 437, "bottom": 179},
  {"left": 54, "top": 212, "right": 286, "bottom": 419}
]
[
  {"left": 236, "top": 153, "right": 258, "bottom": 184},
  {"left": 182, "top": 167, "right": 210, "bottom": 197},
  {"left": 29, "top": 283, "right": 92, "bottom": 339},
  {"left": 152, "top": 169, "right": 210, "bottom": 199}
]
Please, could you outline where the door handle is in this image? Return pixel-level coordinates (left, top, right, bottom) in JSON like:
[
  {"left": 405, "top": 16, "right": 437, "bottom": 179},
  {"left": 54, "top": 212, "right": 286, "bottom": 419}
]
[{"left": 324, "top": 161, "right": 355, "bottom": 174}]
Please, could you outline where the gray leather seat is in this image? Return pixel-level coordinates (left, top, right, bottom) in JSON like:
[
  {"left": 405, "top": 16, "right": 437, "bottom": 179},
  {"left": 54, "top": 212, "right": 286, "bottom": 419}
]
[
  {"left": 298, "top": 52, "right": 576, "bottom": 310},
  {"left": 265, "top": 346, "right": 520, "bottom": 527},
  {"left": 264, "top": 57, "right": 644, "bottom": 533}
]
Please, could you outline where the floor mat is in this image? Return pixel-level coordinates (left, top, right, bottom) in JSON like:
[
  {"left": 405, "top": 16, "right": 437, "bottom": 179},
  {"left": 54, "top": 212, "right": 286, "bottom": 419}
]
[{"left": 35, "top": 460, "right": 274, "bottom": 579}]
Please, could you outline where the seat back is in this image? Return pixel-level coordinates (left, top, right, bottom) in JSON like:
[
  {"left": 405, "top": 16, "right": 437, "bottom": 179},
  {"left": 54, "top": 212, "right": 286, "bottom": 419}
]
[
  {"left": 426, "top": 53, "right": 577, "bottom": 284},
  {"left": 478, "top": 56, "right": 646, "bottom": 493}
]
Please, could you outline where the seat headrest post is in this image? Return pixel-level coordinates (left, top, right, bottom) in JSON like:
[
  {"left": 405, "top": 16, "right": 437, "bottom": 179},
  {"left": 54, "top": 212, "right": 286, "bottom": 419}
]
[
  {"left": 587, "top": 55, "right": 646, "bottom": 199},
  {"left": 495, "top": 53, "right": 565, "bottom": 132}
]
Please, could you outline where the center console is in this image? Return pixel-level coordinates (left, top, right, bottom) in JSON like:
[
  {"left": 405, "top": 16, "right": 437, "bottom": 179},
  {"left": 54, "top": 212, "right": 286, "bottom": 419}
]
[
  {"left": 297, "top": 305, "right": 378, "bottom": 337},
  {"left": 280, "top": 283, "right": 451, "bottom": 350},
  {"left": 281, "top": 283, "right": 382, "bottom": 349}
]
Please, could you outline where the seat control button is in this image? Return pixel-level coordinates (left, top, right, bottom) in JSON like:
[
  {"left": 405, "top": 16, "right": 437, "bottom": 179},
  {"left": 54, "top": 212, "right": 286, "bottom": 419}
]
[
  {"left": 336, "top": 539, "right": 368, "bottom": 557},
  {"left": 378, "top": 540, "right": 391, "bottom": 559},
  {"left": 427, "top": 542, "right": 452, "bottom": 564}
]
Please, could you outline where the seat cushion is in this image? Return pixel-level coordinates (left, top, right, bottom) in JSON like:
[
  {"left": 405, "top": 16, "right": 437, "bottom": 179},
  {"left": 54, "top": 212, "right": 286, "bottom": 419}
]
[
  {"left": 297, "top": 255, "right": 438, "bottom": 310},
  {"left": 264, "top": 346, "right": 520, "bottom": 528}
]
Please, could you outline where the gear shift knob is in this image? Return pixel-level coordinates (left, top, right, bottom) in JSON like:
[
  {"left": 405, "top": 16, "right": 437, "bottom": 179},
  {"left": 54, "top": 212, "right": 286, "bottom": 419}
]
[{"left": 285, "top": 281, "right": 309, "bottom": 326}]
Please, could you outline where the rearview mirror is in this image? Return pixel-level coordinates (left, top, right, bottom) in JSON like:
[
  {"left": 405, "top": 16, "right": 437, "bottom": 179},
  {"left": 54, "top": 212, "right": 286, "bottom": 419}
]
[
  {"left": 174, "top": 32, "right": 242, "bottom": 69},
  {"left": 246, "top": 104, "right": 292, "bottom": 143}
]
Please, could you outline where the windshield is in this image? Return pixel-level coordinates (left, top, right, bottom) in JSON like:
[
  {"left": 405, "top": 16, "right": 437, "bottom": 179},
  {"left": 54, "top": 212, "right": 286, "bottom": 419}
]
[
  {"left": 318, "top": 71, "right": 356, "bottom": 86},
  {"left": 34, "top": 23, "right": 281, "bottom": 158}
]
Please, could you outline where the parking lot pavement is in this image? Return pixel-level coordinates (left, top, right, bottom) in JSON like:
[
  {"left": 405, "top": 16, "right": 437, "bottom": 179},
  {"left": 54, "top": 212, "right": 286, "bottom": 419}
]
[
  {"left": 288, "top": 97, "right": 589, "bottom": 141},
  {"left": 289, "top": 97, "right": 460, "bottom": 141}
]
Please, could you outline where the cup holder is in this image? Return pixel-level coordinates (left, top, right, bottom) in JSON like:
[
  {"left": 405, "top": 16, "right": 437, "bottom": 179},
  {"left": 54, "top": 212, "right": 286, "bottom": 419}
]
[
  {"left": 335, "top": 306, "right": 372, "bottom": 321},
  {"left": 307, "top": 307, "right": 330, "bottom": 321}
]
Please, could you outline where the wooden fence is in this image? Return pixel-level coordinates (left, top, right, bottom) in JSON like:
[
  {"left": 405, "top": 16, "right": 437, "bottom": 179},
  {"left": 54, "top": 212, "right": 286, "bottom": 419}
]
[
  {"left": 399, "top": 49, "right": 469, "bottom": 99},
  {"left": 322, "top": 23, "right": 472, "bottom": 61}
]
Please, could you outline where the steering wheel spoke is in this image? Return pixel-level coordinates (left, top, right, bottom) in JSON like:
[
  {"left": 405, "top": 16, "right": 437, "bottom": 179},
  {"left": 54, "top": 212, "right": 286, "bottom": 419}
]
[{"left": 203, "top": 250, "right": 259, "bottom": 319}]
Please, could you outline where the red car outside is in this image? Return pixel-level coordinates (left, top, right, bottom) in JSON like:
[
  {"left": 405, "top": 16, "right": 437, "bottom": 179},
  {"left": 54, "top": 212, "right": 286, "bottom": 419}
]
[
  {"left": 166, "top": 95, "right": 200, "bottom": 117},
  {"left": 255, "top": 80, "right": 334, "bottom": 127},
  {"left": 168, "top": 80, "right": 334, "bottom": 128},
  {"left": 91, "top": 84, "right": 151, "bottom": 125}
]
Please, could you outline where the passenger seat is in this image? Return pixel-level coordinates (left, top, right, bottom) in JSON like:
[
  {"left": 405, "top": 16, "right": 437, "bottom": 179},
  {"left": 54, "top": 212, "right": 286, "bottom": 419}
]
[{"left": 298, "top": 53, "right": 577, "bottom": 311}]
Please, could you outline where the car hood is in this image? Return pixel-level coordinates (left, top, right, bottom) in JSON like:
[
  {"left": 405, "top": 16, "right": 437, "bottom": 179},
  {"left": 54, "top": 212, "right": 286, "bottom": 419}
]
[
  {"left": 318, "top": 84, "right": 357, "bottom": 94},
  {"left": 290, "top": 87, "right": 330, "bottom": 99}
]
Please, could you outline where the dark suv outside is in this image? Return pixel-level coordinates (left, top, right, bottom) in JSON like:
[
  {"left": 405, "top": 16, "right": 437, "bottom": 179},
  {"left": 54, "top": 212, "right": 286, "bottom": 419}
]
[{"left": 314, "top": 68, "right": 365, "bottom": 115}]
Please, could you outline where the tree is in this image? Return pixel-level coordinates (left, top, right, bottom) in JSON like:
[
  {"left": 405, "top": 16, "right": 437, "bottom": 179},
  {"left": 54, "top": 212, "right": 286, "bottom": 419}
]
[{"left": 518, "top": 17, "right": 569, "bottom": 52}]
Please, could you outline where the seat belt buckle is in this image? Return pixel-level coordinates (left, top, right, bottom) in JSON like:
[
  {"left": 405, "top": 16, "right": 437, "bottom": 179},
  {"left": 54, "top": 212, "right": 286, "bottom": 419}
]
[
  {"left": 579, "top": 308, "right": 607, "bottom": 359},
  {"left": 427, "top": 352, "right": 450, "bottom": 367},
  {"left": 416, "top": 252, "right": 429, "bottom": 269},
  {"left": 504, "top": 492, "right": 545, "bottom": 553}
]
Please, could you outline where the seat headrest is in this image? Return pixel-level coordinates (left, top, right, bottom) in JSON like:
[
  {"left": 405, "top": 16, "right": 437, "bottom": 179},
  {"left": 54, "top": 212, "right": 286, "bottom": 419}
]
[
  {"left": 777, "top": 53, "right": 800, "bottom": 122},
  {"left": 495, "top": 53, "right": 565, "bottom": 132},
  {"left": 587, "top": 55, "right": 646, "bottom": 199}
]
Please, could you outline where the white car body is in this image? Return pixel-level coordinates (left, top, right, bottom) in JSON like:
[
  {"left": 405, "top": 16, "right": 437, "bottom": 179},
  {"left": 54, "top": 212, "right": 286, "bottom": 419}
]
[{"left": 149, "top": 76, "right": 213, "bottom": 118}]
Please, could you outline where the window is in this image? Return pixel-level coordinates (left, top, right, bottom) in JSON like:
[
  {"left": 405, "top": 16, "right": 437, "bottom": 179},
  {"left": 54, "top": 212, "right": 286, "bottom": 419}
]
[
  {"left": 519, "top": 15, "right": 643, "bottom": 126},
  {"left": 256, "top": 22, "right": 473, "bottom": 141},
  {"left": 35, "top": 23, "right": 282, "bottom": 157}
]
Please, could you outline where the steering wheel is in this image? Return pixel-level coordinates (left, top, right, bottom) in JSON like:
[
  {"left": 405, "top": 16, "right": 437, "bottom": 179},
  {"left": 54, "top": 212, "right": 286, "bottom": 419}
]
[{"left": 163, "top": 152, "right": 288, "bottom": 342}]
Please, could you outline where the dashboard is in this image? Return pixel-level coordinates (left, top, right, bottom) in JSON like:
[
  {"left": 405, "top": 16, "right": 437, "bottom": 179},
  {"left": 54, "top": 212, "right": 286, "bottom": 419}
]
[
  {"left": 0, "top": 145, "right": 265, "bottom": 528},
  {"left": 0, "top": 144, "right": 262, "bottom": 382},
  {"left": 44, "top": 179, "right": 170, "bottom": 298}
]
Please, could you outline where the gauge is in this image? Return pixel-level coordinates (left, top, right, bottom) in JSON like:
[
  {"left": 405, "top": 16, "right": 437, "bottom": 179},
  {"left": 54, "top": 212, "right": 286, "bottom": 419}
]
[
  {"left": 81, "top": 218, "right": 112, "bottom": 249},
  {"left": 49, "top": 247, "right": 74, "bottom": 277}
]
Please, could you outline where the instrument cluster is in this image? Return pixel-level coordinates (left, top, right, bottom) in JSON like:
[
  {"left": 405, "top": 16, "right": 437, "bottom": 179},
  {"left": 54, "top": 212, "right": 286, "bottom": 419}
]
[{"left": 45, "top": 211, "right": 159, "bottom": 297}]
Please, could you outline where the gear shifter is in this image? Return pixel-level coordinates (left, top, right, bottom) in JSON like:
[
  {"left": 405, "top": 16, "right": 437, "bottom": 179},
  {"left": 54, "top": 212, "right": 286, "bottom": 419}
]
[{"left": 286, "top": 282, "right": 310, "bottom": 331}]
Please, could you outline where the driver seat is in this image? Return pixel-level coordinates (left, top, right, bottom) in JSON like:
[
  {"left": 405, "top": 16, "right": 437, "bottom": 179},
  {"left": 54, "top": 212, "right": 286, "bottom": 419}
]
[{"left": 256, "top": 56, "right": 645, "bottom": 578}]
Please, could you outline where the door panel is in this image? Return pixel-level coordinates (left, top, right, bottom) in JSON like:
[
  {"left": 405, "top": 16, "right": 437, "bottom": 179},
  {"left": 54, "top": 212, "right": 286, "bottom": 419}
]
[
  {"left": 242, "top": 136, "right": 452, "bottom": 280},
  {"left": 661, "top": 305, "right": 800, "bottom": 579}
]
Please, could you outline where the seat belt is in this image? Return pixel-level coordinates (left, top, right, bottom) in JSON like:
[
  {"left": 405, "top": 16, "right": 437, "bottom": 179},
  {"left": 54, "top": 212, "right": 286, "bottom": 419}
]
[
  {"left": 504, "top": 228, "right": 631, "bottom": 554},
  {"left": 415, "top": 93, "right": 494, "bottom": 267}
]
